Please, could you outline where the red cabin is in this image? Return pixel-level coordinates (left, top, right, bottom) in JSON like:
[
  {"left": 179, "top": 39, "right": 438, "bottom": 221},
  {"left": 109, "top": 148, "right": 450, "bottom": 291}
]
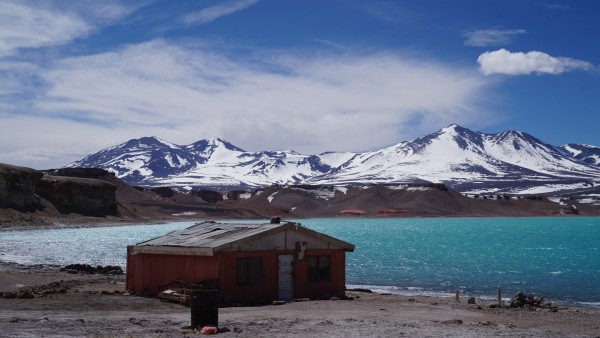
[{"left": 126, "top": 221, "right": 355, "bottom": 304}]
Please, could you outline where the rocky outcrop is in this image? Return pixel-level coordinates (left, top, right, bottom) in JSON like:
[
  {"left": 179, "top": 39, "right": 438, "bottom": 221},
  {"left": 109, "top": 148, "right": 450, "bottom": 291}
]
[
  {"left": 194, "top": 189, "right": 223, "bottom": 203},
  {"left": 151, "top": 187, "right": 174, "bottom": 198},
  {"left": 44, "top": 167, "right": 116, "bottom": 179},
  {"left": 36, "top": 176, "right": 117, "bottom": 216},
  {"left": 0, "top": 163, "right": 43, "bottom": 210}
]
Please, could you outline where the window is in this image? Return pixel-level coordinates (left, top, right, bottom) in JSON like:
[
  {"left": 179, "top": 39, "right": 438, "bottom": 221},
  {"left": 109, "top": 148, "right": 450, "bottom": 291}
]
[
  {"left": 308, "top": 255, "right": 331, "bottom": 282},
  {"left": 236, "top": 257, "right": 263, "bottom": 285}
]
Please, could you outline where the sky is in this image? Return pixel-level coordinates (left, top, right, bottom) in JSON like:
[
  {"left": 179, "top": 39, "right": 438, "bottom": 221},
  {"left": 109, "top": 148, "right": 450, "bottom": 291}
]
[{"left": 1, "top": 0, "right": 599, "bottom": 169}]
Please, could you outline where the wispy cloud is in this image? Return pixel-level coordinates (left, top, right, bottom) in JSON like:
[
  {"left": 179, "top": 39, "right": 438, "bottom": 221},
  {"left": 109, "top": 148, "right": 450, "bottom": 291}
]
[
  {"left": 540, "top": 4, "right": 572, "bottom": 10},
  {"left": 0, "top": 1, "right": 92, "bottom": 57},
  {"left": 1, "top": 39, "right": 492, "bottom": 168},
  {"left": 463, "top": 29, "right": 526, "bottom": 47},
  {"left": 477, "top": 49, "right": 592, "bottom": 75},
  {"left": 181, "top": 0, "right": 259, "bottom": 25}
]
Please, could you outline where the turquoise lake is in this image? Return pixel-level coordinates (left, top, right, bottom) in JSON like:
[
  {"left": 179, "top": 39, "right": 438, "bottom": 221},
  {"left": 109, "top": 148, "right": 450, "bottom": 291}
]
[{"left": 1, "top": 217, "right": 599, "bottom": 307}]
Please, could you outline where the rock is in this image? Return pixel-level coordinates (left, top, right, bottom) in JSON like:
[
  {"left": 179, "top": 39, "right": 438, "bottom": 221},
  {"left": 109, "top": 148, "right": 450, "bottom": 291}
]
[
  {"left": 2, "top": 291, "right": 17, "bottom": 299},
  {"left": 194, "top": 189, "right": 223, "bottom": 203},
  {"left": 441, "top": 319, "right": 463, "bottom": 325},
  {"left": 510, "top": 291, "right": 548, "bottom": 308},
  {"left": 151, "top": 187, "right": 174, "bottom": 198},
  {"left": 467, "top": 297, "right": 476, "bottom": 304},
  {"left": 0, "top": 163, "right": 43, "bottom": 209},
  {"left": 294, "top": 298, "right": 310, "bottom": 302},
  {"left": 17, "top": 291, "right": 34, "bottom": 299},
  {"left": 347, "top": 288, "right": 372, "bottom": 293},
  {"left": 61, "top": 264, "right": 124, "bottom": 275},
  {"left": 36, "top": 176, "right": 117, "bottom": 216}
]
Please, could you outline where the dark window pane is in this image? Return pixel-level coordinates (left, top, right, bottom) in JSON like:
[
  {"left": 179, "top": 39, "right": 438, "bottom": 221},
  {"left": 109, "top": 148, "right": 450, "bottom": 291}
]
[
  {"left": 308, "top": 255, "right": 331, "bottom": 282},
  {"left": 248, "top": 257, "right": 263, "bottom": 285},
  {"left": 236, "top": 258, "right": 248, "bottom": 285},
  {"left": 236, "top": 257, "right": 263, "bottom": 285}
]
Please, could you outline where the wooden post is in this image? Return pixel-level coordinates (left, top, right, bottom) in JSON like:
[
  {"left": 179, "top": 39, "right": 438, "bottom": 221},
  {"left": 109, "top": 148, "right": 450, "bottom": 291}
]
[
  {"left": 497, "top": 288, "right": 502, "bottom": 306},
  {"left": 455, "top": 289, "right": 460, "bottom": 302}
]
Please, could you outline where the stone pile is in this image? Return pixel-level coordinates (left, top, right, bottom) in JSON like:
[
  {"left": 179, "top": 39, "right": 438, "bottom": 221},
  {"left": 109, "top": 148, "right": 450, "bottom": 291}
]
[
  {"left": 510, "top": 291, "right": 557, "bottom": 311},
  {"left": 60, "top": 264, "right": 123, "bottom": 275}
]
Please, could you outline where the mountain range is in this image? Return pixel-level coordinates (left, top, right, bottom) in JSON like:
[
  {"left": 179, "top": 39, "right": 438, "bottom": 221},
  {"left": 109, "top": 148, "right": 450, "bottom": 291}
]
[{"left": 66, "top": 124, "right": 600, "bottom": 195}]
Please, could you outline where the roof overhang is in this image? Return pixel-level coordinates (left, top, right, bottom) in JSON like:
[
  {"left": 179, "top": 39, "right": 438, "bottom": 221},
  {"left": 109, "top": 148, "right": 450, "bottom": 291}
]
[{"left": 130, "top": 245, "right": 214, "bottom": 256}]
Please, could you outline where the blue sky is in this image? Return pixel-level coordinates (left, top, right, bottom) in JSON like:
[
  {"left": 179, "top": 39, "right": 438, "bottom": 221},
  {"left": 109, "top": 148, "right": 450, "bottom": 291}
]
[{"left": 1, "top": 0, "right": 599, "bottom": 169}]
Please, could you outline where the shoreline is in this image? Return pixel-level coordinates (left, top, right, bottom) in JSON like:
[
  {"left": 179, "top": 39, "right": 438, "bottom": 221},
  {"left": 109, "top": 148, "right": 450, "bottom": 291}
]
[
  {"left": 1, "top": 260, "right": 598, "bottom": 312},
  {"left": 1, "top": 262, "right": 599, "bottom": 337}
]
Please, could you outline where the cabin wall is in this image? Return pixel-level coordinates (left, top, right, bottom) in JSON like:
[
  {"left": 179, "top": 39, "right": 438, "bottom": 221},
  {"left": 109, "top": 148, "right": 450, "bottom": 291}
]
[
  {"left": 126, "top": 246, "right": 219, "bottom": 295},
  {"left": 293, "top": 249, "right": 347, "bottom": 299},
  {"left": 217, "top": 251, "right": 279, "bottom": 304}
]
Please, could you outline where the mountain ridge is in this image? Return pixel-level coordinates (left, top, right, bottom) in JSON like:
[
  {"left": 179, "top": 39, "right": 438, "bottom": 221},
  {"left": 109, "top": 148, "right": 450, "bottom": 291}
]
[{"left": 66, "top": 124, "right": 600, "bottom": 194}]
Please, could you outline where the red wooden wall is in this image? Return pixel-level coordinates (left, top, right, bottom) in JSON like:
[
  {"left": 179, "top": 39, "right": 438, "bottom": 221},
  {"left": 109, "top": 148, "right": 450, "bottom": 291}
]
[
  {"left": 126, "top": 246, "right": 219, "bottom": 294},
  {"left": 293, "top": 249, "right": 347, "bottom": 299},
  {"left": 218, "top": 251, "right": 279, "bottom": 304}
]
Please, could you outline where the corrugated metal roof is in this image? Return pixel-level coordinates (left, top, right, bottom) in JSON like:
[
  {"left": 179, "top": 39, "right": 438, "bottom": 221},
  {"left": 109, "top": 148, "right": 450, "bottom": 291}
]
[{"left": 131, "top": 221, "right": 354, "bottom": 256}]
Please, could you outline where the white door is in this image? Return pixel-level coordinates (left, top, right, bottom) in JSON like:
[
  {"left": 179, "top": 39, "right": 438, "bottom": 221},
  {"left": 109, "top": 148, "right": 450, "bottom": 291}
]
[{"left": 278, "top": 255, "right": 294, "bottom": 301}]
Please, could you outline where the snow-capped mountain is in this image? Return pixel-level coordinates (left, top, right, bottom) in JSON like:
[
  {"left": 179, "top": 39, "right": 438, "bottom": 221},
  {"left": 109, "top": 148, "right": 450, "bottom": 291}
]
[{"left": 66, "top": 124, "right": 600, "bottom": 194}]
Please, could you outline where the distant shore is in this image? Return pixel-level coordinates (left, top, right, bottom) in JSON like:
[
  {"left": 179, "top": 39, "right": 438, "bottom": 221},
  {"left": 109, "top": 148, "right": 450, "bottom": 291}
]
[{"left": 1, "top": 262, "right": 599, "bottom": 337}]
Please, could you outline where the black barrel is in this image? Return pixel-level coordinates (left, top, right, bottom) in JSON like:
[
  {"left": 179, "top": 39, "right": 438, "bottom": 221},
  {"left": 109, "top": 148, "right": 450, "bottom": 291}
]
[{"left": 190, "top": 290, "right": 219, "bottom": 329}]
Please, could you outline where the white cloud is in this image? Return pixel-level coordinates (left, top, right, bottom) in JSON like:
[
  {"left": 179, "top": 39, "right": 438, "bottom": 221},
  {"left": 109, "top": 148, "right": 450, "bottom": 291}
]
[
  {"left": 0, "top": 1, "right": 93, "bottom": 57},
  {"left": 463, "top": 29, "right": 526, "bottom": 47},
  {"left": 181, "top": 0, "right": 260, "bottom": 25},
  {"left": 477, "top": 48, "right": 592, "bottom": 75},
  {"left": 0, "top": 39, "right": 494, "bottom": 169}
]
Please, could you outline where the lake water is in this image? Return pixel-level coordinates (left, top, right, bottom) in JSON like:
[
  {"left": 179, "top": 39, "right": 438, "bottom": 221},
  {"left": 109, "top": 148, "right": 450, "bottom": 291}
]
[{"left": 1, "top": 217, "right": 599, "bottom": 307}]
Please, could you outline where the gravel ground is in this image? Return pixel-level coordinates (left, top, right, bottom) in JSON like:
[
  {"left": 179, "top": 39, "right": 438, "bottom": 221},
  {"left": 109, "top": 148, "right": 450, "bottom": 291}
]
[{"left": 1, "top": 262, "right": 599, "bottom": 337}]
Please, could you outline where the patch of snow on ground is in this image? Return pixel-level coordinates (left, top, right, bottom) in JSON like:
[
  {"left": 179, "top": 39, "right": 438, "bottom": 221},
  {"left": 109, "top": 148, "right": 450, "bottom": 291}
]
[
  {"left": 255, "top": 190, "right": 263, "bottom": 196},
  {"left": 513, "top": 182, "right": 592, "bottom": 195},
  {"left": 548, "top": 197, "right": 566, "bottom": 205},
  {"left": 171, "top": 211, "right": 197, "bottom": 216},
  {"left": 267, "top": 192, "right": 278, "bottom": 203},
  {"left": 406, "top": 187, "right": 432, "bottom": 192},
  {"left": 386, "top": 185, "right": 409, "bottom": 190},
  {"left": 334, "top": 186, "right": 348, "bottom": 194},
  {"left": 291, "top": 207, "right": 297, "bottom": 211},
  {"left": 562, "top": 145, "right": 582, "bottom": 157},
  {"left": 182, "top": 186, "right": 192, "bottom": 191},
  {"left": 238, "top": 193, "right": 252, "bottom": 199},
  {"left": 577, "top": 198, "right": 600, "bottom": 205},
  {"left": 292, "top": 188, "right": 335, "bottom": 200}
]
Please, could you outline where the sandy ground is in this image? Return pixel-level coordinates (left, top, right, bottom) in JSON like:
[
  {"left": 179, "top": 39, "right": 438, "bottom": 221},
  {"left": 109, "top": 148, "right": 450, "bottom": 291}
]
[{"left": 0, "top": 262, "right": 599, "bottom": 337}]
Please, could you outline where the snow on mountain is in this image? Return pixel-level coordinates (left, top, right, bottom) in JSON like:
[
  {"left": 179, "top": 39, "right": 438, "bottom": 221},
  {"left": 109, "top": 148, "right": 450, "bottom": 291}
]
[
  {"left": 560, "top": 144, "right": 600, "bottom": 166},
  {"left": 66, "top": 136, "right": 199, "bottom": 180},
  {"left": 311, "top": 124, "right": 599, "bottom": 187},
  {"left": 65, "top": 125, "right": 600, "bottom": 194}
]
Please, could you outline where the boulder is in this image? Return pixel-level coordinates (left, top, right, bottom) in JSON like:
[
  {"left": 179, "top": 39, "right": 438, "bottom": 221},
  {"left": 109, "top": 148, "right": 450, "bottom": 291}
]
[{"left": 0, "top": 163, "right": 43, "bottom": 209}]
